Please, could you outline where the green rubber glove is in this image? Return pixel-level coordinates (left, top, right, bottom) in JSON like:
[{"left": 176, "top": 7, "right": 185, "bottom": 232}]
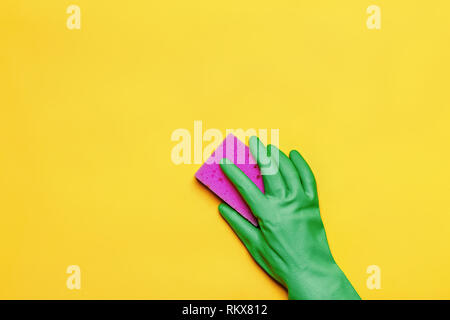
[{"left": 219, "top": 136, "right": 360, "bottom": 300}]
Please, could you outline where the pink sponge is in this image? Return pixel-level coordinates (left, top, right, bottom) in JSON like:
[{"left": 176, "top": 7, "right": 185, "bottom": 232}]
[{"left": 195, "top": 134, "right": 264, "bottom": 226}]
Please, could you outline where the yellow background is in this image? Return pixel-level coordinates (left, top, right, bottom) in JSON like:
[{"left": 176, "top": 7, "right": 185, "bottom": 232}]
[{"left": 1, "top": 0, "right": 450, "bottom": 299}]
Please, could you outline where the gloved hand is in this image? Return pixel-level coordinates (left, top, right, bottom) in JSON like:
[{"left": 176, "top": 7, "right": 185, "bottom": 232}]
[{"left": 219, "top": 136, "right": 360, "bottom": 300}]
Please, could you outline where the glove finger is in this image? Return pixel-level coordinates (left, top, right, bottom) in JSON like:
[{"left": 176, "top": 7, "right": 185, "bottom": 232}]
[
  {"left": 249, "top": 136, "right": 286, "bottom": 197},
  {"left": 220, "top": 158, "right": 266, "bottom": 217},
  {"left": 219, "top": 203, "right": 283, "bottom": 284},
  {"left": 252, "top": 252, "right": 283, "bottom": 286},
  {"left": 219, "top": 203, "right": 262, "bottom": 250},
  {"left": 267, "top": 145, "right": 301, "bottom": 195},
  {"left": 289, "top": 150, "right": 317, "bottom": 199}
]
